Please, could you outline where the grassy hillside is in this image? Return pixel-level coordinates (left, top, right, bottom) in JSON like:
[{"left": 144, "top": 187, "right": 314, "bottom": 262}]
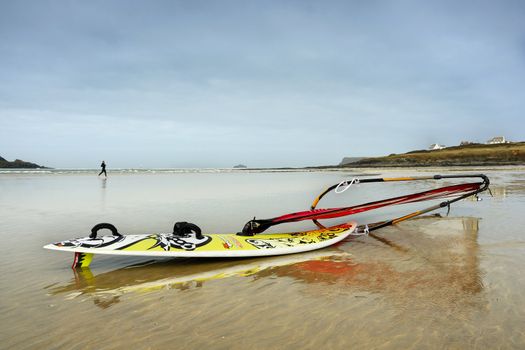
[{"left": 343, "top": 142, "right": 525, "bottom": 167}]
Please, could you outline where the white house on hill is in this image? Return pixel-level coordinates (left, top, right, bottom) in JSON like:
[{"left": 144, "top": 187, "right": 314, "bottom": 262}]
[
  {"left": 429, "top": 143, "right": 445, "bottom": 150},
  {"left": 487, "top": 136, "right": 508, "bottom": 144}
]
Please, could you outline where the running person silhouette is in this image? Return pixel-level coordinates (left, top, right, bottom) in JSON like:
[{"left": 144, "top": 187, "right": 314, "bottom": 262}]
[{"left": 98, "top": 160, "right": 107, "bottom": 177}]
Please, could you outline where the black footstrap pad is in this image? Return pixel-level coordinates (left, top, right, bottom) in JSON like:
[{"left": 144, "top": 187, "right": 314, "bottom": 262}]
[
  {"left": 90, "top": 223, "right": 121, "bottom": 239},
  {"left": 173, "top": 222, "right": 203, "bottom": 239}
]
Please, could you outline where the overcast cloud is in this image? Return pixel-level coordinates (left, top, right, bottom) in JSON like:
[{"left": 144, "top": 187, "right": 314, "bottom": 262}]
[{"left": 1, "top": 0, "right": 524, "bottom": 167}]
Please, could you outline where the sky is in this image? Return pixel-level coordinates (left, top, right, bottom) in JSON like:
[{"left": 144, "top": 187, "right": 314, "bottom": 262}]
[{"left": 0, "top": 0, "right": 524, "bottom": 168}]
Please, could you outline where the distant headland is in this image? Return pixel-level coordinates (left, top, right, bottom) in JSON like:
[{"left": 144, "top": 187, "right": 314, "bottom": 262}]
[
  {"left": 0, "top": 156, "right": 49, "bottom": 168},
  {"left": 340, "top": 141, "right": 525, "bottom": 168}
]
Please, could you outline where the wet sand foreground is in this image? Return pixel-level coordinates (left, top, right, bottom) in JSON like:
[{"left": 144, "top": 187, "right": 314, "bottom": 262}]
[{"left": 1, "top": 168, "right": 524, "bottom": 349}]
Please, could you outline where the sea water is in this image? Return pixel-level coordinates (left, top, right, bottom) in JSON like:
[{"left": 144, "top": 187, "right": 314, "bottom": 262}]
[{"left": 1, "top": 167, "right": 524, "bottom": 349}]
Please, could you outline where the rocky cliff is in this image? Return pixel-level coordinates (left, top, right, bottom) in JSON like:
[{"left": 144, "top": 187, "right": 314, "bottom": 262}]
[{"left": 0, "top": 156, "right": 47, "bottom": 168}]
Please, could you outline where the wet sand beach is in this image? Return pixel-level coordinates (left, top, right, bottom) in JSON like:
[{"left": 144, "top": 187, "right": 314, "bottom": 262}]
[{"left": 1, "top": 168, "right": 524, "bottom": 349}]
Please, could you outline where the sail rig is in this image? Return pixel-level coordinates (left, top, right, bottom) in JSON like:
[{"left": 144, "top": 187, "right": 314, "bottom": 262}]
[{"left": 239, "top": 174, "right": 490, "bottom": 235}]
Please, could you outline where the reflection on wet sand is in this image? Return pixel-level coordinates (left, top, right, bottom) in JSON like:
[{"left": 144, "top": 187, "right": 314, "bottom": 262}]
[
  {"left": 48, "top": 250, "right": 352, "bottom": 308},
  {"left": 490, "top": 185, "right": 507, "bottom": 198},
  {"left": 285, "top": 217, "right": 483, "bottom": 305},
  {"left": 483, "top": 178, "right": 525, "bottom": 198},
  {"left": 48, "top": 216, "right": 484, "bottom": 313}
]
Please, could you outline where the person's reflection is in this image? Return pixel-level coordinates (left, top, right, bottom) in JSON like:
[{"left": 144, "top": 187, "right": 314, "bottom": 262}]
[{"left": 100, "top": 177, "right": 107, "bottom": 209}]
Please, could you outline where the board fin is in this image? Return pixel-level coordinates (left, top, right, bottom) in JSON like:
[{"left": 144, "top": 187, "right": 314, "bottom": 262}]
[{"left": 72, "top": 252, "right": 94, "bottom": 269}]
